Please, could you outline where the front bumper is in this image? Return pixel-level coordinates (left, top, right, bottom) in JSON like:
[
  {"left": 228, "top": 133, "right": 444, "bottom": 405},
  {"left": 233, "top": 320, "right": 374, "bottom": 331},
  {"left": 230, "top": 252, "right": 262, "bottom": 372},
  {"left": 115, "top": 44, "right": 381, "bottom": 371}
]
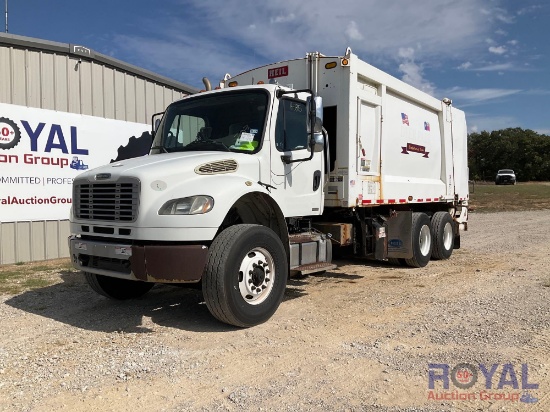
[{"left": 69, "top": 236, "right": 208, "bottom": 283}]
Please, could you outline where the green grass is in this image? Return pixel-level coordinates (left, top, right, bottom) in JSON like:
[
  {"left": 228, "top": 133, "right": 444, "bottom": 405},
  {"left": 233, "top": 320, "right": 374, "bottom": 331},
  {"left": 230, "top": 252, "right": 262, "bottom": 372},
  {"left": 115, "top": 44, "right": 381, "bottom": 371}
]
[
  {"left": 469, "top": 182, "right": 550, "bottom": 213},
  {"left": 0, "top": 259, "right": 78, "bottom": 295}
]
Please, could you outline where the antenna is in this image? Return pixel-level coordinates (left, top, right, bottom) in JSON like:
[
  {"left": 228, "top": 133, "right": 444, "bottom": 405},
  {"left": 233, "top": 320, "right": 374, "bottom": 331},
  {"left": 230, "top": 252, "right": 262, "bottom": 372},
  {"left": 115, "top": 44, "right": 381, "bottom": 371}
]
[{"left": 4, "top": 0, "right": 7, "bottom": 33}]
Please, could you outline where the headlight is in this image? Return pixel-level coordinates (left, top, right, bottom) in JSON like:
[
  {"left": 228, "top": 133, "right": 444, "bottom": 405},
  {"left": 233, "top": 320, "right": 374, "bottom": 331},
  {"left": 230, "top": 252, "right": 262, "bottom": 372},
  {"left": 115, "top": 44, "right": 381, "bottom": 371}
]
[{"left": 159, "top": 195, "right": 214, "bottom": 215}]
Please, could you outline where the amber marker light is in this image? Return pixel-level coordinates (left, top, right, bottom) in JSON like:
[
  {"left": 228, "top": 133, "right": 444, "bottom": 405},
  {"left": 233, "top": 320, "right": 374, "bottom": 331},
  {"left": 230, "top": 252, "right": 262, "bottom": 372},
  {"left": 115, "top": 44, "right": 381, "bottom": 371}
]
[
  {"left": 257, "top": 80, "right": 265, "bottom": 84},
  {"left": 228, "top": 81, "right": 239, "bottom": 87},
  {"left": 325, "top": 61, "right": 337, "bottom": 69},
  {"left": 341, "top": 58, "right": 349, "bottom": 66}
]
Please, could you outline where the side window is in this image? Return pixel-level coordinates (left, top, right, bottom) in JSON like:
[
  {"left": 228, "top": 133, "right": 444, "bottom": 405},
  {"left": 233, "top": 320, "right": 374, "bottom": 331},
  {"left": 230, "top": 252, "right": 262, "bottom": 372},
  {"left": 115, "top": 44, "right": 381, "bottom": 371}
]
[
  {"left": 166, "top": 115, "right": 205, "bottom": 149},
  {"left": 275, "top": 99, "right": 308, "bottom": 151}
]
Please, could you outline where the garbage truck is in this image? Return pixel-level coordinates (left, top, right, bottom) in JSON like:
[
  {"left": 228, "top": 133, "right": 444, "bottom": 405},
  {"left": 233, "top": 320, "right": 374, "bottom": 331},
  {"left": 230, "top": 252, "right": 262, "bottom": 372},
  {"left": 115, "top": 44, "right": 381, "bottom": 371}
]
[{"left": 68, "top": 48, "right": 469, "bottom": 327}]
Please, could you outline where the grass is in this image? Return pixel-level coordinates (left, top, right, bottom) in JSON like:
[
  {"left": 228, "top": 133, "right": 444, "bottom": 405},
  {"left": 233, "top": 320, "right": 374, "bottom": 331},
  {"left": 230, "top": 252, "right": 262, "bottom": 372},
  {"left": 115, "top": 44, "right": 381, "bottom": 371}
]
[
  {"left": 469, "top": 181, "right": 550, "bottom": 213},
  {"left": 0, "top": 259, "right": 78, "bottom": 295}
]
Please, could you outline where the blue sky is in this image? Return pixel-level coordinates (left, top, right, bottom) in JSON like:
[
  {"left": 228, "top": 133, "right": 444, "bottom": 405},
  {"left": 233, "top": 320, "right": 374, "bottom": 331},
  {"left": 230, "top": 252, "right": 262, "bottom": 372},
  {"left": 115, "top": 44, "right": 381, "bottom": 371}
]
[{"left": 6, "top": 0, "right": 550, "bottom": 134}]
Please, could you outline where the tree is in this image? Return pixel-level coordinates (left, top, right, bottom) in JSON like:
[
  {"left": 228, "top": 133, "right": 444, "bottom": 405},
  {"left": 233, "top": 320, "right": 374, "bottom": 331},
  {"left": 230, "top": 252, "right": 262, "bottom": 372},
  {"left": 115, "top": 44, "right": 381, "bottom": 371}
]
[{"left": 468, "top": 128, "right": 550, "bottom": 181}]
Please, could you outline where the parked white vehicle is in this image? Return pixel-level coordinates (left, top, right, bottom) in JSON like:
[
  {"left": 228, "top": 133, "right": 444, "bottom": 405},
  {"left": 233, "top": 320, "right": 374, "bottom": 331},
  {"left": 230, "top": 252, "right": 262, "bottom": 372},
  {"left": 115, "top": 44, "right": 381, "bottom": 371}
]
[{"left": 69, "top": 49, "right": 469, "bottom": 326}]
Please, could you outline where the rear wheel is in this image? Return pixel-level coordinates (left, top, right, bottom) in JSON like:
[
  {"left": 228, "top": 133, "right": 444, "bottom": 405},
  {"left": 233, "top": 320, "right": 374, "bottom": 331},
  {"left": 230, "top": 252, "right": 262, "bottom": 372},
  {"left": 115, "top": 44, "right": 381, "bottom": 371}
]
[
  {"left": 85, "top": 273, "right": 154, "bottom": 299},
  {"left": 431, "top": 211, "right": 454, "bottom": 260},
  {"left": 405, "top": 213, "right": 432, "bottom": 268},
  {"left": 202, "top": 224, "right": 288, "bottom": 327}
]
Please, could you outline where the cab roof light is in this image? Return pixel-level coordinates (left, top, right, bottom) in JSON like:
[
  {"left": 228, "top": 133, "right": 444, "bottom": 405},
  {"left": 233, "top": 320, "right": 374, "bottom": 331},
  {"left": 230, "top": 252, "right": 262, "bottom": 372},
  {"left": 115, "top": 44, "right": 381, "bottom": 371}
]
[{"left": 228, "top": 81, "right": 239, "bottom": 87}]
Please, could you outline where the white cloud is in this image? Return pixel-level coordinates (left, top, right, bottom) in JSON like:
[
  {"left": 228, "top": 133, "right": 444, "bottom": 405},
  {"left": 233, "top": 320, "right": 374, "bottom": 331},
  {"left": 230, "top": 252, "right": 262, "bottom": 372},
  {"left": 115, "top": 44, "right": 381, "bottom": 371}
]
[
  {"left": 345, "top": 21, "right": 363, "bottom": 41},
  {"left": 458, "top": 62, "right": 472, "bottom": 70},
  {"left": 108, "top": 0, "right": 519, "bottom": 87},
  {"left": 397, "top": 47, "right": 436, "bottom": 95},
  {"left": 447, "top": 87, "right": 521, "bottom": 106},
  {"left": 488, "top": 46, "right": 507, "bottom": 54},
  {"left": 473, "top": 63, "right": 514, "bottom": 71},
  {"left": 270, "top": 13, "right": 296, "bottom": 24}
]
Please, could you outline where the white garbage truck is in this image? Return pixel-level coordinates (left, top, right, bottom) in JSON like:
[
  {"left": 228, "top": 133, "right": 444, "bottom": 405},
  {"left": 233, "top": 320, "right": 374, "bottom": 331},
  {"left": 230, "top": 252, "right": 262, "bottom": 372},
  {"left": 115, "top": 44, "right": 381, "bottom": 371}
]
[{"left": 69, "top": 48, "right": 469, "bottom": 327}]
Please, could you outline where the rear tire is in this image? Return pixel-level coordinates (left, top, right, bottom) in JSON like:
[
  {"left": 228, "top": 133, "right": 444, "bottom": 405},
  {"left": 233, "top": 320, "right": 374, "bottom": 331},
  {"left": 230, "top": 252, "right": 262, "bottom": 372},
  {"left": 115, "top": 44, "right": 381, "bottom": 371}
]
[
  {"left": 85, "top": 273, "right": 154, "bottom": 299},
  {"left": 202, "top": 224, "right": 288, "bottom": 327},
  {"left": 404, "top": 213, "right": 432, "bottom": 268},
  {"left": 431, "top": 211, "right": 454, "bottom": 260}
]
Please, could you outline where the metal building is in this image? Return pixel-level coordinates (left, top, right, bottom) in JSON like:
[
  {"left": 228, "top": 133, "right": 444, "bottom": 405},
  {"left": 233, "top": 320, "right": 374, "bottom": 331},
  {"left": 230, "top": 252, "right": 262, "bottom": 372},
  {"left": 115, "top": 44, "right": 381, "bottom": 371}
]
[{"left": 0, "top": 33, "right": 197, "bottom": 265}]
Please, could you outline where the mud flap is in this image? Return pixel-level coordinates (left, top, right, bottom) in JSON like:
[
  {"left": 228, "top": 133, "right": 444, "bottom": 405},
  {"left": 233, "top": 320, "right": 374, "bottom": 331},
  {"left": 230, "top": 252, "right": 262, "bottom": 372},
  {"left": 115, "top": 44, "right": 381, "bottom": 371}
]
[
  {"left": 386, "top": 211, "right": 413, "bottom": 259},
  {"left": 371, "top": 220, "right": 388, "bottom": 261}
]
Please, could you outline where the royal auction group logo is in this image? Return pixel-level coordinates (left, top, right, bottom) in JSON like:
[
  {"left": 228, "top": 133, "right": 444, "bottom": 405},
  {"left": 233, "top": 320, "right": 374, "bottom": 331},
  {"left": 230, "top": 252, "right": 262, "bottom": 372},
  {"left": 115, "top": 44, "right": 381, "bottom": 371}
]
[
  {"left": 428, "top": 363, "right": 539, "bottom": 403},
  {"left": 0, "top": 117, "right": 21, "bottom": 150}
]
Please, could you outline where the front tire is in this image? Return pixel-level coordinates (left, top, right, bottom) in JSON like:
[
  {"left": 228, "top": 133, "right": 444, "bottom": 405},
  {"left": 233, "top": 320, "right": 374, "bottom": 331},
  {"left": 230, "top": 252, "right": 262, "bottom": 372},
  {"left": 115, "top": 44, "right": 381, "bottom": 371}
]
[
  {"left": 202, "top": 224, "right": 288, "bottom": 327},
  {"left": 431, "top": 211, "right": 454, "bottom": 260},
  {"left": 85, "top": 273, "right": 154, "bottom": 299},
  {"left": 404, "top": 213, "right": 432, "bottom": 268}
]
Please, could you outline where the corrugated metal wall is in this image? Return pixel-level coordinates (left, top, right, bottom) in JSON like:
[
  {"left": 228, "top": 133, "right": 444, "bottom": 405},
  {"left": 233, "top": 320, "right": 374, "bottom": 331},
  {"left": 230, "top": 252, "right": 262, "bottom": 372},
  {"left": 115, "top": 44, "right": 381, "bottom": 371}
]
[
  {"left": 0, "top": 41, "right": 192, "bottom": 265},
  {"left": 0, "top": 47, "right": 185, "bottom": 122}
]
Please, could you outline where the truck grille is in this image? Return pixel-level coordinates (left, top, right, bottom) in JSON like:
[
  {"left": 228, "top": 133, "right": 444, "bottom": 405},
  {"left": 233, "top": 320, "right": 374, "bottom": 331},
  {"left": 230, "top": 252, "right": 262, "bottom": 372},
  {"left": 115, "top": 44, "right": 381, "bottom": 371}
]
[{"left": 74, "top": 179, "right": 140, "bottom": 222}]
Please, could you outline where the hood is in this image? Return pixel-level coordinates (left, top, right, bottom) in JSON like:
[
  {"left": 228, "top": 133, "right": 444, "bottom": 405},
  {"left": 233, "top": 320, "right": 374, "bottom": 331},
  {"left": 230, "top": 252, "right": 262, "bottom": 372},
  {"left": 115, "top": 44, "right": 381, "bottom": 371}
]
[{"left": 74, "top": 151, "right": 260, "bottom": 183}]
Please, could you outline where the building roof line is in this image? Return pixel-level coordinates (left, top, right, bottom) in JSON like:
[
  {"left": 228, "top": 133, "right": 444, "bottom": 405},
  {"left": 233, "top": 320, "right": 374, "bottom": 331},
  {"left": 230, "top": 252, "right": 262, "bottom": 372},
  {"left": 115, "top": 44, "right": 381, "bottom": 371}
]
[{"left": 0, "top": 32, "right": 199, "bottom": 94}]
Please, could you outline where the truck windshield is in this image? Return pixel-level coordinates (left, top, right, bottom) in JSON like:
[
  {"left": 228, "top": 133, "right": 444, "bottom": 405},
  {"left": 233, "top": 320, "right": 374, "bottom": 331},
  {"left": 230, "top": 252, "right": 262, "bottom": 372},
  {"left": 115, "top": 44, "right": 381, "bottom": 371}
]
[{"left": 151, "top": 90, "right": 269, "bottom": 154}]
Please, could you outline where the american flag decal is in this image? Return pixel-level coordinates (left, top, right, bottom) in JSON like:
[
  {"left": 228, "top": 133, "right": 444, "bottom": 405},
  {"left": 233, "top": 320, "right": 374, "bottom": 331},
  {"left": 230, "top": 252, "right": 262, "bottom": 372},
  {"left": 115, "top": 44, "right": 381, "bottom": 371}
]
[
  {"left": 401, "top": 113, "right": 409, "bottom": 126},
  {"left": 424, "top": 122, "right": 430, "bottom": 131}
]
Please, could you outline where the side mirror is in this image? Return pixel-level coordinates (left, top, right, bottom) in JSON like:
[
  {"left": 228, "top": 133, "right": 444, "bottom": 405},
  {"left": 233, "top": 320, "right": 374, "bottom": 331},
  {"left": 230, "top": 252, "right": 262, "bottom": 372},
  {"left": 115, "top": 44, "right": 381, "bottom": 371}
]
[
  {"left": 306, "top": 96, "right": 323, "bottom": 134},
  {"left": 312, "top": 131, "right": 324, "bottom": 152},
  {"left": 151, "top": 112, "right": 164, "bottom": 136}
]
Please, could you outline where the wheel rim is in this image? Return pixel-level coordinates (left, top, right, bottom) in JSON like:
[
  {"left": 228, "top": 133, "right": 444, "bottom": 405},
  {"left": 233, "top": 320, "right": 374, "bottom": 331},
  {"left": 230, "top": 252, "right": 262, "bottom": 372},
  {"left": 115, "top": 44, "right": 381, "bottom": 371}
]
[
  {"left": 238, "top": 247, "right": 275, "bottom": 305},
  {"left": 442, "top": 222, "right": 453, "bottom": 250},
  {"left": 419, "top": 224, "right": 431, "bottom": 256}
]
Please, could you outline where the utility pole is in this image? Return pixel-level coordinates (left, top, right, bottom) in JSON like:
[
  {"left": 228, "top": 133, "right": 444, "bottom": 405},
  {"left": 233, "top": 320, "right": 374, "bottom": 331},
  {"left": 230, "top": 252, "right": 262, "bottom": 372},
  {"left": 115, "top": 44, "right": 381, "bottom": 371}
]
[{"left": 4, "top": 0, "right": 7, "bottom": 33}]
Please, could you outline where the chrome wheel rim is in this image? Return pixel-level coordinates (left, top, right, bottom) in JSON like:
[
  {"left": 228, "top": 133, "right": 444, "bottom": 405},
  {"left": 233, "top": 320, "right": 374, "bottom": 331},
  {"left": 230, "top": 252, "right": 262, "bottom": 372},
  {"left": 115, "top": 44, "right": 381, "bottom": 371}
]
[
  {"left": 443, "top": 222, "right": 453, "bottom": 250},
  {"left": 419, "top": 224, "right": 432, "bottom": 256},
  {"left": 238, "top": 247, "right": 275, "bottom": 305}
]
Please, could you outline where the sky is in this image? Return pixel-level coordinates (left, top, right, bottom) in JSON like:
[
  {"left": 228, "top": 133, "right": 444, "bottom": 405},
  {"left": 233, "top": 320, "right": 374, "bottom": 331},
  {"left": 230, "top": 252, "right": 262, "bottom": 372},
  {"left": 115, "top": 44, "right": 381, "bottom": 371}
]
[{"left": 4, "top": 0, "right": 550, "bottom": 135}]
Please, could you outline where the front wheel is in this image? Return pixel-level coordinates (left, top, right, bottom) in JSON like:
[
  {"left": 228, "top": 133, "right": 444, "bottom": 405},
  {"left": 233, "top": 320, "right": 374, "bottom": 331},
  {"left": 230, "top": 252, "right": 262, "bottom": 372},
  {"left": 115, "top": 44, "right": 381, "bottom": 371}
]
[
  {"left": 202, "top": 224, "right": 288, "bottom": 327},
  {"left": 404, "top": 213, "right": 432, "bottom": 268},
  {"left": 85, "top": 273, "right": 154, "bottom": 299}
]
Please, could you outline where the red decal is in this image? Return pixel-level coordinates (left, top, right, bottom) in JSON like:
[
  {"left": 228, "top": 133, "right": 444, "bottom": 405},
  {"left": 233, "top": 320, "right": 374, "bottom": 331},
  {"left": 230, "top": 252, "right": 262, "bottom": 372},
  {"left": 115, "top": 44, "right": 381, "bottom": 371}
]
[
  {"left": 268, "top": 65, "right": 289, "bottom": 79},
  {"left": 401, "top": 142, "right": 429, "bottom": 158}
]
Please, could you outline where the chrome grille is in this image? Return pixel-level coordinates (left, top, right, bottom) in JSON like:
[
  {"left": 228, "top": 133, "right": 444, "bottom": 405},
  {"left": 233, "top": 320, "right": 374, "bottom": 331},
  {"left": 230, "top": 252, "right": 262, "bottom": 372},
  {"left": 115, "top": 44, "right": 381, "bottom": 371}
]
[
  {"left": 74, "top": 179, "right": 140, "bottom": 222},
  {"left": 195, "top": 159, "right": 238, "bottom": 175}
]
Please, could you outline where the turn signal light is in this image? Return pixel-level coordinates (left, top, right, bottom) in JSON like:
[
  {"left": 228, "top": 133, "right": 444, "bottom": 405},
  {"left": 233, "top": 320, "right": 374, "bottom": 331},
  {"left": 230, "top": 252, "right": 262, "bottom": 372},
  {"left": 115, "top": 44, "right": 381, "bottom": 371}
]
[{"left": 228, "top": 81, "right": 238, "bottom": 87}]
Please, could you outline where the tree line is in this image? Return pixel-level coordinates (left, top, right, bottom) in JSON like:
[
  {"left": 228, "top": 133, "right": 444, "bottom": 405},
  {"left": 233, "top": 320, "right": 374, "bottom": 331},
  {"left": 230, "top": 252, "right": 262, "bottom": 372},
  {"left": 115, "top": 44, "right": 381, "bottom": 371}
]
[{"left": 468, "top": 128, "right": 550, "bottom": 181}]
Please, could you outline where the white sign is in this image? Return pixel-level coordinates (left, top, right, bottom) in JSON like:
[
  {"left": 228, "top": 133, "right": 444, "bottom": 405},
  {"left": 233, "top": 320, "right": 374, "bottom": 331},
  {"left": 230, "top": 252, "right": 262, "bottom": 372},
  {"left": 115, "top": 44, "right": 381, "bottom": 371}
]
[{"left": 0, "top": 103, "right": 152, "bottom": 222}]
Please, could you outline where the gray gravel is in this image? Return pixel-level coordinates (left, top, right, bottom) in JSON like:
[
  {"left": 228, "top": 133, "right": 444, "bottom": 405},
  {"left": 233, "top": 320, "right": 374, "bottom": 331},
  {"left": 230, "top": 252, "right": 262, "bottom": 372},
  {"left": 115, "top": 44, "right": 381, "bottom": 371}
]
[{"left": 0, "top": 210, "right": 549, "bottom": 411}]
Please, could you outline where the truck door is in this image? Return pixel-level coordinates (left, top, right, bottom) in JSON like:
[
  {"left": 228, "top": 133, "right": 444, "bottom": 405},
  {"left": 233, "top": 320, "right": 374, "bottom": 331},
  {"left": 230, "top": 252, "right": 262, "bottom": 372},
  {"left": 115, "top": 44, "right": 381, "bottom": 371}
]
[
  {"left": 270, "top": 97, "right": 325, "bottom": 217},
  {"left": 357, "top": 100, "right": 381, "bottom": 200}
]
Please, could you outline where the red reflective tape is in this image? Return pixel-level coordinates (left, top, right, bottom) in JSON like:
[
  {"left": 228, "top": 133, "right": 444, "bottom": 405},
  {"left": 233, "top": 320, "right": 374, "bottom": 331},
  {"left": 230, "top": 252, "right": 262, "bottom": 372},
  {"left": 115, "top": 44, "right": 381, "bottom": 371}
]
[
  {"left": 399, "top": 199, "right": 407, "bottom": 203},
  {"left": 376, "top": 199, "right": 384, "bottom": 204},
  {"left": 417, "top": 199, "right": 424, "bottom": 202},
  {"left": 388, "top": 199, "right": 396, "bottom": 204},
  {"left": 426, "top": 198, "right": 432, "bottom": 202},
  {"left": 362, "top": 199, "right": 372, "bottom": 204}
]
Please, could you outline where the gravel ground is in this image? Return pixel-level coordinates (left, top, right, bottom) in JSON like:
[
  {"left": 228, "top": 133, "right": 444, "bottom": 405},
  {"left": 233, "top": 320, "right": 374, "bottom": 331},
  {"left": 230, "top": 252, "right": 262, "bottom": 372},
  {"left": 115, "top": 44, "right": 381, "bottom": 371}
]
[{"left": 0, "top": 210, "right": 549, "bottom": 412}]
